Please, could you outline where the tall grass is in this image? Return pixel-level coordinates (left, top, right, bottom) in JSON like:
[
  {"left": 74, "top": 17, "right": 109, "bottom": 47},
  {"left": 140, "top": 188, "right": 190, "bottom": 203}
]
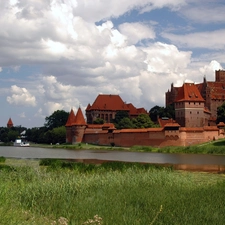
[{"left": 0, "top": 161, "right": 225, "bottom": 224}]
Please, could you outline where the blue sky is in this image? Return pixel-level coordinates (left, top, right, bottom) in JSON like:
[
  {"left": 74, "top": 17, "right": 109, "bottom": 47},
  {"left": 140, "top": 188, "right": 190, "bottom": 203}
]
[{"left": 0, "top": 0, "right": 224, "bottom": 128}]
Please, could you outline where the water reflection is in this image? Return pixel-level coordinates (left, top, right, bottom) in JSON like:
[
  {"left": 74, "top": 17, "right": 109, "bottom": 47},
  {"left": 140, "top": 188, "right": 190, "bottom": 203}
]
[{"left": 0, "top": 146, "right": 225, "bottom": 166}]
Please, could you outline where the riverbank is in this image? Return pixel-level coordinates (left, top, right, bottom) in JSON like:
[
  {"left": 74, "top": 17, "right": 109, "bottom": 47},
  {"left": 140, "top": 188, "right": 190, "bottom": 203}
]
[
  {"left": 30, "top": 138, "right": 225, "bottom": 155},
  {"left": 0, "top": 159, "right": 225, "bottom": 225}
]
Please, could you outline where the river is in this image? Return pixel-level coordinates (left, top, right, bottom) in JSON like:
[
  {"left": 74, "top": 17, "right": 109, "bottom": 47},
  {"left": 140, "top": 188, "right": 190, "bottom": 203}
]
[{"left": 1, "top": 146, "right": 225, "bottom": 166}]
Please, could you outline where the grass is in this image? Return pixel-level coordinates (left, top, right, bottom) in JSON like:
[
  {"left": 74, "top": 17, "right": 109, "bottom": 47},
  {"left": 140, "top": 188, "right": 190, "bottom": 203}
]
[{"left": 0, "top": 159, "right": 225, "bottom": 224}]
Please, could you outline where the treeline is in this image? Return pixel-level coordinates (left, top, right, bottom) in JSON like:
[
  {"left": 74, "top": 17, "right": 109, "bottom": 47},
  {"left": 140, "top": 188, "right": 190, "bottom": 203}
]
[{"left": 0, "top": 110, "right": 69, "bottom": 145}]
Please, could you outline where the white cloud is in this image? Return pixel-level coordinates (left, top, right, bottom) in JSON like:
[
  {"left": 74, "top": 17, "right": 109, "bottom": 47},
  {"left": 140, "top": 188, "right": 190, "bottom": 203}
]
[
  {"left": 199, "top": 60, "right": 223, "bottom": 81},
  {"left": 7, "top": 85, "right": 36, "bottom": 106},
  {"left": 118, "top": 22, "right": 155, "bottom": 45},
  {"left": 180, "top": 2, "right": 225, "bottom": 24},
  {"left": 162, "top": 29, "right": 225, "bottom": 50},
  {"left": 143, "top": 42, "right": 192, "bottom": 73}
]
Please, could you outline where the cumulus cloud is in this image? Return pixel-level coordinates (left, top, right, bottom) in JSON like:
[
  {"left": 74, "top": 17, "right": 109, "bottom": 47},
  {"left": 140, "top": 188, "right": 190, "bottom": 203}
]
[
  {"left": 143, "top": 42, "right": 192, "bottom": 73},
  {"left": 199, "top": 60, "right": 223, "bottom": 81},
  {"left": 7, "top": 85, "right": 36, "bottom": 106},
  {"left": 118, "top": 22, "right": 155, "bottom": 45}
]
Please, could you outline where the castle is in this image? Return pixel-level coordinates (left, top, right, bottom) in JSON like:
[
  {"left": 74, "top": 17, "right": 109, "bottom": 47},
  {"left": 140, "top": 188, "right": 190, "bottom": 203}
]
[
  {"left": 65, "top": 70, "right": 225, "bottom": 147},
  {"left": 166, "top": 70, "right": 225, "bottom": 127},
  {"left": 86, "top": 94, "right": 148, "bottom": 123}
]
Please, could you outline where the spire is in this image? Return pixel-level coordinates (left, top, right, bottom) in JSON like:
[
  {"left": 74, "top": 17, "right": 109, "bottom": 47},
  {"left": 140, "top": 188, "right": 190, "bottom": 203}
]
[
  {"left": 65, "top": 109, "right": 76, "bottom": 127},
  {"left": 7, "top": 118, "right": 13, "bottom": 128},
  {"left": 203, "top": 75, "right": 207, "bottom": 83},
  {"left": 73, "top": 107, "right": 86, "bottom": 125}
]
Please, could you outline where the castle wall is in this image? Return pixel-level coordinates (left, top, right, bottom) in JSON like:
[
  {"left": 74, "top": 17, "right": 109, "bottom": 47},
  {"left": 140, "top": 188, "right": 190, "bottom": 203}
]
[{"left": 80, "top": 126, "right": 222, "bottom": 147}]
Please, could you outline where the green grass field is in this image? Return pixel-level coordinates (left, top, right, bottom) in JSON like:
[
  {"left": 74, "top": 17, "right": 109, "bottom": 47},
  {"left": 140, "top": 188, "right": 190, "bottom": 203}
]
[{"left": 0, "top": 159, "right": 225, "bottom": 225}]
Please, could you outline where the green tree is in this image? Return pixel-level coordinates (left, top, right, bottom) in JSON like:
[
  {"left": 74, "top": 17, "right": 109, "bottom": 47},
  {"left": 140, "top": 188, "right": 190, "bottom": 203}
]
[
  {"left": 8, "top": 130, "right": 20, "bottom": 142},
  {"left": 217, "top": 102, "right": 225, "bottom": 123},
  {"left": 51, "top": 126, "right": 66, "bottom": 144},
  {"left": 113, "top": 111, "right": 130, "bottom": 128},
  {"left": 0, "top": 128, "right": 9, "bottom": 143},
  {"left": 45, "top": 110, "right": 69, "bottom": 130},
  {"left": 93, "top": 118, "right": 105, "bottom": 124},
  {"left": 117, "top": 117, "right": 134, "bottom": 129},
  {"left": 132, "top": 114, "right": 155, "bottom": 128},
  {"left": 149, "top": 104, "right": 175, "bottom": 122}
]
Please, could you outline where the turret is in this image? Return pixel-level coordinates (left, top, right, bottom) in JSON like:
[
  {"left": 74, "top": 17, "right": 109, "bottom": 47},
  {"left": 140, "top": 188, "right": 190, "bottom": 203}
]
[
  {"left": 71, "top": 107, "right": 87, "bottom": 143},
  {"left": 7, "top": 118, "right": 13, "bottom": 128}
]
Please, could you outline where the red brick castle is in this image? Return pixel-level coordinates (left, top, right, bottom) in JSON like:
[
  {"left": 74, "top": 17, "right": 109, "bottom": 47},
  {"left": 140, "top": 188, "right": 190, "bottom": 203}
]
[{"left": 66, "top": 70, "right": 225, "bottom": 147}]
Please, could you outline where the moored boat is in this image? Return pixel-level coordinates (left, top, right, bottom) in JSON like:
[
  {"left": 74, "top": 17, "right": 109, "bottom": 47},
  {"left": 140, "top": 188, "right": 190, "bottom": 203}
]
[{"left": 14, "top": 139, "right": 30, "bottom": 147}]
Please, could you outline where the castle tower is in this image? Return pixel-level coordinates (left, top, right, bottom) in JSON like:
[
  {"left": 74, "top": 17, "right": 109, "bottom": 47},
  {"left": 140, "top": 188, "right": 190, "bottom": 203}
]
[
  {"left": 65, "top": 109, "right": 76, "bottom": 143},
  {"left": 174, "top": 83, "right": 205, "bottom": 127},
  {"left": 71, "top": 107, "right": 87, "bottom": 144},
  {"left": 7, "top": 118, "right": 13, "bottom": 128},
  {"left": 215, "top": 70, "right": 225, "bottom": 82}
]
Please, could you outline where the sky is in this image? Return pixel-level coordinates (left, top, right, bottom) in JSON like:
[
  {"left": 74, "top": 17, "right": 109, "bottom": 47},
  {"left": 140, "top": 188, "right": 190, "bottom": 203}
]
[{"left": 0, "top": 0, "right": 225, "bottom": 128}]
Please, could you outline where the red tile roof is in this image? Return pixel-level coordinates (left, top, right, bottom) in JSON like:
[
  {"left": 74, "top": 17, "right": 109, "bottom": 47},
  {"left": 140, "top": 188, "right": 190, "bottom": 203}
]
[
  {"left": 86, "top": 123, "right": 115, "bottom": 129},
  {"left": 86, "top": 103, "right": 91, "bottom": 111},
  {"left": 207, "top": 82, "right": 225, "bottom": 99},
  {"left": 7, "top": 118, "right": 13, "bottom": 127},
  {"left": 73, "top": 107, "right": 86, "bottom": 125},
  {"left": 126, "top": 103, "right": 137, "bottom": 114},
  {"left": 87, "top": 94, "right": 129, "bottom": 111},
  {"left": 65, "top": 109, "right": 76, "bottom": 127},
  {"left": 164, "top": 123, "right": 180, "bottom": 127},
  {"left": 136, "top": 107, "right": 148, "bottom": 114},
  {"left": 217, "top": 122, "right": 225, "bottom": 127},
  {"left": 158, "top": 118, "right": 176, "bottom": 127},
  {"left": 180, "top": 127, "right": 204, "bottom": 132},
  {"left": 175, "top": 83, "right": 205, "bottom": 102}
]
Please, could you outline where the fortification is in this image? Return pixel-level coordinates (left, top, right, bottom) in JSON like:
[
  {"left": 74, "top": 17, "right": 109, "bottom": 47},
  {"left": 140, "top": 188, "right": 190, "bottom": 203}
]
[
  {"left": 66, "top": 108, "right": 225, "bottom": 147},
  {"left": 66, "top": 70, "right": 225, "bottom": 147}
]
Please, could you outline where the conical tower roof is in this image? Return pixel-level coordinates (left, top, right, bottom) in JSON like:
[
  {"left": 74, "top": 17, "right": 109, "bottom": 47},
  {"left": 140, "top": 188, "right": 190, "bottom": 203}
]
[
  {"left": 73, "top": 107, "right": 86, "bottom": 125},
  {"left": 7, "top": 118, "right": 13, "bottom": 128},
  {"left": 65, "top": 109, "right": 76, "bottom": 127}
]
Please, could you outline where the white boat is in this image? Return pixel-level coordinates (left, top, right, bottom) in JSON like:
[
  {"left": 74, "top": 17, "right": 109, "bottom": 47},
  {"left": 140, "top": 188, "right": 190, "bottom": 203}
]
[{"left": 14, "top": 139, "right": 30, "bottom": 147}]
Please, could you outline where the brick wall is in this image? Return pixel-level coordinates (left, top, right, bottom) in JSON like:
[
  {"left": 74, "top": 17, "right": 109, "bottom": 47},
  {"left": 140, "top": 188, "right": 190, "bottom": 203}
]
[{"left": 81, "top": 126, "right": 223, "bottom": 147}]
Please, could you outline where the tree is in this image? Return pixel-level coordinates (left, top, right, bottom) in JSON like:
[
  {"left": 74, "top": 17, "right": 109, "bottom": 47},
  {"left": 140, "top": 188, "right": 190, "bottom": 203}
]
[
  {"left": 93, "top": 118, "right": 105, "bottom": 124},
  {"left": 117, "top": 117, "right": 134, "bottom": 129},
  {"left": 45, "top": 110, "right": 69, "bottom": 130},
  {"left": 8, "top": 130, "right": 19, "bottom": 142},
  {"left": 132, "top": 114, "right": 155, "bottom": 128},
  {"left": 51, "top": 126, "right": 66, "bottom": 144},
  {"left": 149, "top": 104, "right": 175, "bottom": 122},
  {"left": 217, "top": 102, "right": 225, "bottom": 123},
  {"left": 113, "top": 111, "right": 130, "bottom": 128}
]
